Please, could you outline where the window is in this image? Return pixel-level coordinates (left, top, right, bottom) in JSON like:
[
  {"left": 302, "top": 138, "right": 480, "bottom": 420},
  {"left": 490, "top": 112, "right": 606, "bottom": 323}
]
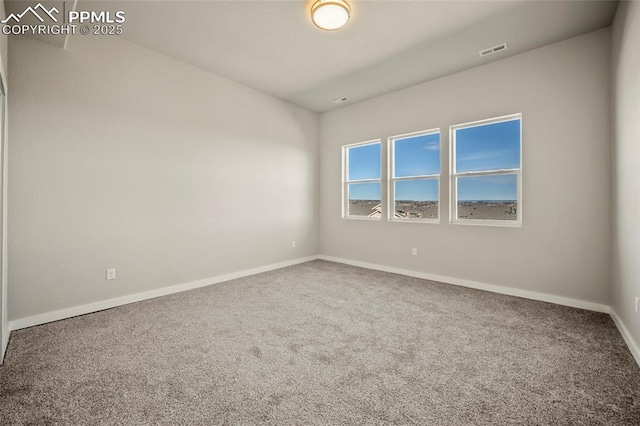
[
  {"left": 389, "top": 130, "right": 440, "bottom": 222},
  {"left": 343, "top": 140, "right": 382, "bottom": 219},
  {"left": 450, "top": 114, "right": 522, "bottom": 226}
]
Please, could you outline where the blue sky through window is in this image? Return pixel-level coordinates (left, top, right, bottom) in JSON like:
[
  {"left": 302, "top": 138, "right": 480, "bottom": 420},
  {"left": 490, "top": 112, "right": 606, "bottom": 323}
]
[
  {"left": 349, "top": 182, "right": 380, "bottom": 201},
  {"left": 394, "top": 133, "right": 440, "bottom": 177},
  {"left": 455, "top": 118, "right": 520, "bottom": 173},
  {"left": 346, "top": 118, "right": 520, "bottom": 203},
  {"left": 395, "top": 179, "right": 438, "bottom": 201},
  {"left": 457, "top": 174, "right": 517, "bottom": 201},
  {"left": 347, "top": 142, "right": 381, "bottom": 200},
  {"left": 348, "top": 143, "right": 380, "bottom": 181},
  {"left": 455, "top": 117, "right": 520, "bottom": 202},
  {"left": 392, "top": 132, "right": 440, "bottom": 201}
]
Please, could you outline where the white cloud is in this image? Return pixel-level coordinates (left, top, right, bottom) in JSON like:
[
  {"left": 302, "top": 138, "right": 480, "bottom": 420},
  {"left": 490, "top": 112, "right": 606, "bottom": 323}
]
[
  {"left": 457, "top": 149, "right": 517, "bottom": 162},
  {"left": 422, "top": 142, "right": 439, "bottom": 151}
]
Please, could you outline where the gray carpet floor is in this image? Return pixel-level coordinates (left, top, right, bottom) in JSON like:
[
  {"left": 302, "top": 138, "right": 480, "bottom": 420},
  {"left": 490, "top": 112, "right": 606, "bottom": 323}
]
[{"left": 1, "top": 260, "right": 639, "bottom": 425}]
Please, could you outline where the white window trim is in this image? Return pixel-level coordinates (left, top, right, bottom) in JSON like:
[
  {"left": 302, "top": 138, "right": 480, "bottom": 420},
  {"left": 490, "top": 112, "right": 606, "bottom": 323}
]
[
  {"left": 342, "top": 139, "right": 382, "bottom": 220},
  {"left": 449, "top": 113, "right": 522, "bottom": 227},
  {"left": 388, "top": 129, "right": 440, "bottom": 223}
]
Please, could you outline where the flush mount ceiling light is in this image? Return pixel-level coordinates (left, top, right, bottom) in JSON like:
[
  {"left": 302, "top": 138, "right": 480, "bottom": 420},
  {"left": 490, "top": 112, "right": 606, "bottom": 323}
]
[{"left": 311, "top": 0, "right": 351, "bottom": 31}]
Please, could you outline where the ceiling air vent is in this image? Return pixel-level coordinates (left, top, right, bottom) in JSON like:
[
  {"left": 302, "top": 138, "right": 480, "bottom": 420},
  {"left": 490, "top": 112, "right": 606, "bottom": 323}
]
[
  {"left": 333, "top": 96, "right": 350, "bottom": 104},
  {"left": 479, "top": 43, "right": 508, "bottom": 57}
]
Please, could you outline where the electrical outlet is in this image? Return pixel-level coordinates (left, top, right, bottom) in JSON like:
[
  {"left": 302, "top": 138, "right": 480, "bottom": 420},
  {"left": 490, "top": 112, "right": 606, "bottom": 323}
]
[
  {"left": 411, "top": 248, "right": 418, "bottom": 256},
  {"left": 635, "top": 297, "right": 639, "bottom": 315},
  {"left": 291, "top": 241, "right": 296, "bottom": 248},
  {"left": 106, "top": 269, "right": 116, "bottom": 280}
]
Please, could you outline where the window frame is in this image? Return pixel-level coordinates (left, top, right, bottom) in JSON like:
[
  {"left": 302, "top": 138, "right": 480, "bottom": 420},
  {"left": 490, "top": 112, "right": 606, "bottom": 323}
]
[
  {"left": 342, "top": 139, "right": 382, "bottom": 220},
  {"left": 449, "top": 113, "right": 523, "bottom": 227},
  {"left": 388, "top": 128, "right": 441, "bottom": 223}
]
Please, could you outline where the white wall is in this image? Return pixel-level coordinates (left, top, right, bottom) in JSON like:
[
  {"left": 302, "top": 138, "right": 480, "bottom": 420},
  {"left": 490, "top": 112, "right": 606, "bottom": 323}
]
[
  {"left": 8, "top": 35, "right": 319, "bottom": 321},
  {"left": 611, "top": 1, "right": 640, "bottom": 358},
  {"left": 319, "top": 29, "right": 611, "bottom": 306},
  {"left": 0, "top": 0, "right": 8, "bottom": 363}
]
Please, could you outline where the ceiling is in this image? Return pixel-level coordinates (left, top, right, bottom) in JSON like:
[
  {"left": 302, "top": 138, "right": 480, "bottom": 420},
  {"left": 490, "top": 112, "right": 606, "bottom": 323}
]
[{"left": 9, "top": 1, "right": 619, "bottom": 112}]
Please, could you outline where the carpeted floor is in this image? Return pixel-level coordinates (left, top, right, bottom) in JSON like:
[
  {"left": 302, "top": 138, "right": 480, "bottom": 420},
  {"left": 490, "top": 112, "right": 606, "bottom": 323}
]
[{"left": 1, "top": 260, "right": 639, "bottom": 425}]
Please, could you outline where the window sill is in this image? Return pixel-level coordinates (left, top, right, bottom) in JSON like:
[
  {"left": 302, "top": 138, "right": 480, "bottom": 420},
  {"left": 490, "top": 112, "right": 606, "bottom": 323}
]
[
  {"left": 450, "top": 219, "right": 522, "bottom": 228},
  {"left": 343, "top": 216, "right": 382, "bottom": 221},
  {"left": 389, "top": 218, "right": 440, "bottom": 224}
]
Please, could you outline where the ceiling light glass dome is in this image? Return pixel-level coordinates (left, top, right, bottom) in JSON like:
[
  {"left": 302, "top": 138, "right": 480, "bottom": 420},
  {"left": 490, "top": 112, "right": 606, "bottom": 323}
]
[{"left": 311, "top": 0, "right": 351, "bottom": 31}]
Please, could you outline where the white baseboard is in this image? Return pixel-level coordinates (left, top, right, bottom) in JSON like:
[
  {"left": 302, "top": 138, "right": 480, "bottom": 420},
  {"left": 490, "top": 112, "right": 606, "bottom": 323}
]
[
  {"left": 318, "top": 255, "right": 610, "bottom": 313},
  {"left": 1, "top": 323, "right": 9, "bottom": 364},
  {"left": 316, "top": 256, "right": 640, "bottom": 367},
  {"left": 11, "top": 254, "right": 634, "bottom": 368},
  {"left": 10, "top": 256, "right": 318, "bottom": 331},
  {"left": 610, "top": 309, "right": 640, "bottom": 367}
]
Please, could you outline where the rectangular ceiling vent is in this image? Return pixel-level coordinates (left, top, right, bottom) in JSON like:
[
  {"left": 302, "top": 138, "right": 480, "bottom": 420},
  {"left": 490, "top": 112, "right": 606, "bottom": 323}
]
[
  {"left": 333, "top": 96, "right": 350, "bottom": 104},
  {"left": 479, "top": 43, "right": 508, "bottom": 57}
]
